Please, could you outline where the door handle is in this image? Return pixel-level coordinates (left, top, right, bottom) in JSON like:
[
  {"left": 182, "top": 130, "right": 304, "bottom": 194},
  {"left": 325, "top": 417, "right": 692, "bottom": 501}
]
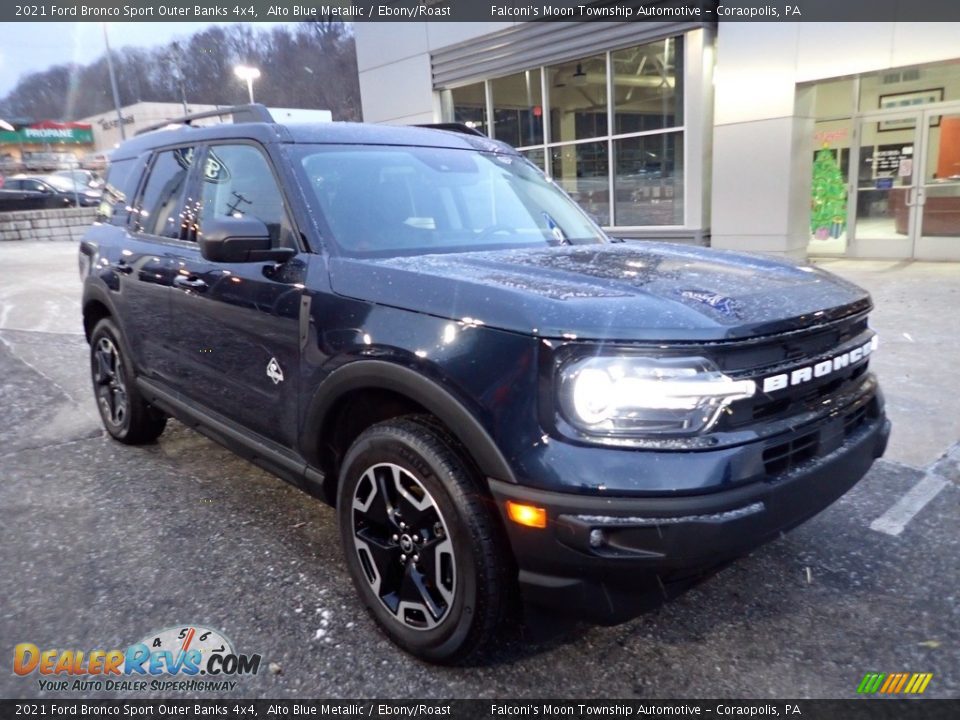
[
  {"left": 905, "top": 188, "right": 925, "bottom": 207},
  {"left": 174, "top": 275, "right": 208, "bottom": 291}
]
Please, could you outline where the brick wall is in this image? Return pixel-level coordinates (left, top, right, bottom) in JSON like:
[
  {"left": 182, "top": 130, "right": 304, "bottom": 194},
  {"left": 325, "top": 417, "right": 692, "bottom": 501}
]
[{"left": 0, "top": 208, "right": 98, "bottom": 242}]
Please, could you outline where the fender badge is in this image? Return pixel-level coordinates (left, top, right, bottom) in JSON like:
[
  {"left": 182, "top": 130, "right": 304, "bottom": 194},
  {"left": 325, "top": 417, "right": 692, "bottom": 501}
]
[{"left": 266, "top": 357, "right": 284, "bottom": 385}]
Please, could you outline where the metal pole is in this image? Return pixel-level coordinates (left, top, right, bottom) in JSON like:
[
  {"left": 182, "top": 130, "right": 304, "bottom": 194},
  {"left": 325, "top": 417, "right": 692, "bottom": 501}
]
[
  {"left": 170, "top": 42, "right": 188, "bottom": 115},
  {"left": 246, "top": 78, "right": 255, "bottom": 104},
  {"left": 102, "top": 23, "right": 126, "bottom": 141}
]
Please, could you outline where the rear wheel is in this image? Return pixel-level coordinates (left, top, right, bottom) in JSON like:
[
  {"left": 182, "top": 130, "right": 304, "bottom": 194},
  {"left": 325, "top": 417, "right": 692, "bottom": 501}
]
[
  {"left": 337, "top": 416, "right": 515, "bottom": 664},
  {"left": 89, "top": 318, "right": 166, "bottom": 444}
]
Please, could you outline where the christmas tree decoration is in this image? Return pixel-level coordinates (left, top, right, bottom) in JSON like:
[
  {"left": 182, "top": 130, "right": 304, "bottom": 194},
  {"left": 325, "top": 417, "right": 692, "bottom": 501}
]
[{"left": 811, "top": 145, "right": 847, "bottom": 239}]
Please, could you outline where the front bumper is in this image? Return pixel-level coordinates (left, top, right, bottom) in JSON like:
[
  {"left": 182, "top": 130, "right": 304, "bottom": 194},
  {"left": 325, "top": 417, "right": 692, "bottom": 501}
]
[{"left": 489, "top": 409, "right": 890, "bottom": 624}]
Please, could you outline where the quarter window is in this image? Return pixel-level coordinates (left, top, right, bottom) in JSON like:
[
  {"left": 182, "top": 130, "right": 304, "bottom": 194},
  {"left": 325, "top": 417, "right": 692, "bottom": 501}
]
[{"left": 96, "top": 158, "right": 137, "bottom": 226}]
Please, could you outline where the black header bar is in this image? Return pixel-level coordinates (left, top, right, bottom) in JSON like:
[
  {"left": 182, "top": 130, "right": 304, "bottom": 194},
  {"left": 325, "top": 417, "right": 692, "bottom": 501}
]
[
  {"left": 0, "top": 699, "right": 957, "bottom": 719},
  {"left": 4, "top": 1, "right": 960, "bottom": 23}
]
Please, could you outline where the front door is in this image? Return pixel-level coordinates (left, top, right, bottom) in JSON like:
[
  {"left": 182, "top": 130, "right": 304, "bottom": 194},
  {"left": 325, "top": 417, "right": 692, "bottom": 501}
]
[
  {"left": 848, "top": 109, "right": 923, "bottom": 258},
  {"left": 164, "top": 141, "right": 307, "bottom": 447},
  {"left": 849, "top": 102, "right": 960, "bottom": 260}
]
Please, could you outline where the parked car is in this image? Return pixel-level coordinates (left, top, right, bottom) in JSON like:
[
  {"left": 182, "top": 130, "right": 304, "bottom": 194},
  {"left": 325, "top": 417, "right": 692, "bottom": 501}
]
[
  {"left": 0, "top": 188, "right": 53, "bottom": 211},
  {"left": 55, "top": 169, "right": 104, "bottom": 190},
  {"left": 5, "top": 174, "right": 102, "bottom": 207},
  {"left": 79, "top": 105, "right": 889, "bottom": 664},
  {"left": 0, "top": 178, "right": 65, "bottom": 211}
]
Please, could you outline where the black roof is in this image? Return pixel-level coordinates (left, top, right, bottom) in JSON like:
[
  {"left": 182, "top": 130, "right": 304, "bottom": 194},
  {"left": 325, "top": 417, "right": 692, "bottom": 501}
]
[{"left": 112, "top": 118, "right": 516, "bottom": 161}]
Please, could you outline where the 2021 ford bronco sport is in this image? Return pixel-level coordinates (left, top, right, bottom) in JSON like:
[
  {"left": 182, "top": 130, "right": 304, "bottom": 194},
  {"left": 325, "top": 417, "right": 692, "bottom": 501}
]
[{"left": 81, "top": 105, "right": 890, "bottom": 663}]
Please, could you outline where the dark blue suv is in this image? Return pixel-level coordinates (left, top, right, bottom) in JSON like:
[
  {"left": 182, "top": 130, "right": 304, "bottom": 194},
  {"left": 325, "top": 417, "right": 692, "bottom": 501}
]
[{"left": 80, "top": 106, "right": 890, "bottom": 664}]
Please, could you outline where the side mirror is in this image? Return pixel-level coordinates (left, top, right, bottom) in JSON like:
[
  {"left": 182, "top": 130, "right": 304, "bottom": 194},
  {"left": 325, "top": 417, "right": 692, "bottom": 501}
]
[{"left": 198, "top": 216, "right": 296, "bottom": 263}]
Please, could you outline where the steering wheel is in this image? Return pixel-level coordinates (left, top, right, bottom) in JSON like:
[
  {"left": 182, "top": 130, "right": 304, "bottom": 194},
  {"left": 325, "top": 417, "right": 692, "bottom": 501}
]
[{"left": 474, "top": 224, "right": 516, "bottom": 243}]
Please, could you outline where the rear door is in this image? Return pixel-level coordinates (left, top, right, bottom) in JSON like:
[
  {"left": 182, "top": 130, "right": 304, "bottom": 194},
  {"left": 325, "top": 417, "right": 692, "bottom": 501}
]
[
  {"left": 163, "top": 141, "right": 307, "bottom": 447},
  {"left": 113, "top": 146, "right": 198, "bottom": 380}
]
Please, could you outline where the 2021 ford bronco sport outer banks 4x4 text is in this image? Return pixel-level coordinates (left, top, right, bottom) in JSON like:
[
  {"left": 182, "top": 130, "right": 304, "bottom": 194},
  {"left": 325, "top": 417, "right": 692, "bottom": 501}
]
[{"left": 80, "top": 106, "right": 890, "bottom": 663}]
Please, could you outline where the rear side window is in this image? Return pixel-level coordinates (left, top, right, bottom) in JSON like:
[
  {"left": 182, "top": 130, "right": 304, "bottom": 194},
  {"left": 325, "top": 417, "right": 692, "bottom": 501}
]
[
  {"left": 131, "top": 148, "right": 195, "bottom": 239},
  {"left": 96, "top": 158, "right": 138, "bottom": 226}
]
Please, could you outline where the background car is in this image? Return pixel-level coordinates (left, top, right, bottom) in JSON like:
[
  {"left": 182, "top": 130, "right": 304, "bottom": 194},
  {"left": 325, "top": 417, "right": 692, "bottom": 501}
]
[
  {"left": 4, "top": 174, "right": 102, "bottom": 207},
  {"left": 55, "top": 169, "right": 104, "bottom": 190}
]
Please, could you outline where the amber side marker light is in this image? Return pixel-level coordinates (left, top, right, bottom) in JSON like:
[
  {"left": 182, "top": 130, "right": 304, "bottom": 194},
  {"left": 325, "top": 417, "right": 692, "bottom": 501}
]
[{"left": 506, "top": 501, "right": 547, "bottom": 529}]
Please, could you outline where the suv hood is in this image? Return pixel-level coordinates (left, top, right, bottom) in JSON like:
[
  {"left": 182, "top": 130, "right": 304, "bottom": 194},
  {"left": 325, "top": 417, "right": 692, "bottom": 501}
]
[{"left": 329, "top": 243, "right": 871, "bottom": 341}]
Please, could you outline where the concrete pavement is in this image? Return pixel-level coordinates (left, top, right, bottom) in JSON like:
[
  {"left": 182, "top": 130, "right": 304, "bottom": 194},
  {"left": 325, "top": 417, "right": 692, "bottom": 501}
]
[{"left": 1, "top": 242, "right": 957, "bottom": 699}]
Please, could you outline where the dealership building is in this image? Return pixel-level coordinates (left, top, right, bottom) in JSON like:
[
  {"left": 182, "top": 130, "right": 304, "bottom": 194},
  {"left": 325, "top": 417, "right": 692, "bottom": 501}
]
[{"left": 354, "top": 20, "right": 960, "bottom": 261}]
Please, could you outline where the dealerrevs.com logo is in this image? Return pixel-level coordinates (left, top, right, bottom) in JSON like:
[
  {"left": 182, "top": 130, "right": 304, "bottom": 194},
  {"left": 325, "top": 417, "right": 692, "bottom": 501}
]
[{"left": 13, "top": 625, "right": 262, "bottom": 692}]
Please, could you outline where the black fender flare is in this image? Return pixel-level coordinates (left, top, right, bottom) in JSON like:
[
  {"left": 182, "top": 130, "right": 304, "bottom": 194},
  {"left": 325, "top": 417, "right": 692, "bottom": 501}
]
[
  {"left": 300, "top": 360, "right": 517, "bottom": 485},
  {"left": 81, "top": 282, "right": 121, "bottom": 341}
]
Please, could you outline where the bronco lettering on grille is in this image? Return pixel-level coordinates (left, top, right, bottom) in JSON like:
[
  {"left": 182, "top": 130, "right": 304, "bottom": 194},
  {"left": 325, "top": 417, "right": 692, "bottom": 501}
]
[{"left": 761, "top": 336, "right": 878, "bottom": 394}]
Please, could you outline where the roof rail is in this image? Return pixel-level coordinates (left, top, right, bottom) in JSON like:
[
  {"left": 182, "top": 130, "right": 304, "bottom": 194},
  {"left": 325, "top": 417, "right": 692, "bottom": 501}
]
[
  {"left": 136, "top": 104, "right": 275, "bottom": 136},
  {"left": 414, "top": 122, "right": 486, "bottom": 138}
]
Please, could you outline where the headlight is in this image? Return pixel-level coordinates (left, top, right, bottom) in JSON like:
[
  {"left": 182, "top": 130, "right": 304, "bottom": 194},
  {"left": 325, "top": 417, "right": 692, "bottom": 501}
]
[{"left": 558, "top": 355, "right": 756, "bottom": 437}]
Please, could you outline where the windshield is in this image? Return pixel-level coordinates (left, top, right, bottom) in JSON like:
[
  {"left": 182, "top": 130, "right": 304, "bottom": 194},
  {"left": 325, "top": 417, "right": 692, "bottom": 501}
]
[{"left": 294, "top": 144, "right": 607, "bottom": 257}]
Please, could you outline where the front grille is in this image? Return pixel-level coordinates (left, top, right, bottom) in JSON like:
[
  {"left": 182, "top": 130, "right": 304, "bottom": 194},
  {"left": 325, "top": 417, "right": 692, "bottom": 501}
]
[
  {"left": 843, "top": 403, "right": 869, "bottom": 437},
  {"left": 712, "top": 311, "right": 875, "bottom": 431},
  {"left": 763, "top": 432, "right": 819, "bottom": 476},
  {"left": 761, "top": 396, "right": 880, "bottom": 478}
]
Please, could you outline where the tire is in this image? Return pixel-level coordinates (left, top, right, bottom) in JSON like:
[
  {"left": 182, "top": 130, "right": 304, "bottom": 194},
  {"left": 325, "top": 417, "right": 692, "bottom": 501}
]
[
  {"left": 89, "top": 317, "right": 167, "bottom": 445},
  {"left": 337, "top": 416, "right": 516, "bottom": 664}
]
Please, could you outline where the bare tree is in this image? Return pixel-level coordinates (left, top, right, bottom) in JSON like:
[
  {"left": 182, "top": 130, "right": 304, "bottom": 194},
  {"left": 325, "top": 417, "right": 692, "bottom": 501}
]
[{"left": 0, "top": 23, "right": 361, "bottom": 122}]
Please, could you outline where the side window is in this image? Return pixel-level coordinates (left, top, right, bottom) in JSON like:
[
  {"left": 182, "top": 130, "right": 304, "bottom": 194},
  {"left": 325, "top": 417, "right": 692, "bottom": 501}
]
[
  {"left": 96, "top": 158, "right": 137, "bottom": 226},
  {"left": 198, "top": 144, "right": 296, "bottom": 249},
  {"left": 132, "top": 148, "right": 195, "bottom": 239}
]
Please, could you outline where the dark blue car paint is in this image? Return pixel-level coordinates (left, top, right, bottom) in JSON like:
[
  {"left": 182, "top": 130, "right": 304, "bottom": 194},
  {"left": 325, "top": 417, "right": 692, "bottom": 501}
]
[{"left": 81, "top": 118, "right": 889, "bottom": 622}]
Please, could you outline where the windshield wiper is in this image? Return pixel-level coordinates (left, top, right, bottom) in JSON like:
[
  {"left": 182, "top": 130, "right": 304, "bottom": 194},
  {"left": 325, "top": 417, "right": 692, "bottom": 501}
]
[{"left": 541, "top": 212, "right": 571, "bottom": 246}]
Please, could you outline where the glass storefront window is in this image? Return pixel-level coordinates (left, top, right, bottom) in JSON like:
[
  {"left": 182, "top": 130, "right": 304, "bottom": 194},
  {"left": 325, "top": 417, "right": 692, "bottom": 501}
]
[
  {"left": 807, "top": 73, "right": 854, "bottom": 255},
  {"left": 612, "top": 38, "right": 683, "bottom": 134},
  {"left": 614, "top": 132, "right": 683, "bottom": 226},
  {"left": 550, "top": 142, "right": 609, "bottom": 226},
  {"left": 449, "top": 82, "right": 488, "bottom": 135},
  {"left": 442, "top": 35, "right": 690, "bottom": 229},
  {"left": 491, "top": 69, "right": 543, "bottom": 148},
  {"left": 521, "top": 147, "right": 545, "bottom": 171},
  {"left": 858, "top": 59, "right": 960, "bottom": 115},
  {"left": 548, "top": 54, "right": 607, "bottom": 144},
  {"left": 813, "top": 77, "right": 855, "bottom": 120}
]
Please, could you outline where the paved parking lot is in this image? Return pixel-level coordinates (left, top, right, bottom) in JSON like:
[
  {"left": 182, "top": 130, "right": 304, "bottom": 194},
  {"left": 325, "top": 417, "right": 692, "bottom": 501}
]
[{"left": 1, "top": 242, "right": 958, "bottom": 699}]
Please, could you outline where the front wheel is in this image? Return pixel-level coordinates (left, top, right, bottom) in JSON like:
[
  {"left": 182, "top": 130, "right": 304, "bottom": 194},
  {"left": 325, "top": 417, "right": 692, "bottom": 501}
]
[{"left": 337, "top": 416, "right": 515, "bottom": 664}]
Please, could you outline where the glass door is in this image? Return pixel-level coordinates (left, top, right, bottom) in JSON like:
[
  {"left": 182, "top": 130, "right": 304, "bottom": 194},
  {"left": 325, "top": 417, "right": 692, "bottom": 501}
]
[
  {"left": 916, "top": 106, "right": 960, "bottom": 260},
  {"left": 848, "top": 110, "right": 923, "bottom": 258}
]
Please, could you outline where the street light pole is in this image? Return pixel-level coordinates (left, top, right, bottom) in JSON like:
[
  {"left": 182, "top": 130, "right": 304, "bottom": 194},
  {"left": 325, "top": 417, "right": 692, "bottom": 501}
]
[
  {"left": 233, "top": 65, "right": 261, "bottom": 104},
  {"left": 102, "top": 23, "right": 126, "bottom": 141},
  {"left": 170, "top": 42, "right": 189, "bottom": 115}
]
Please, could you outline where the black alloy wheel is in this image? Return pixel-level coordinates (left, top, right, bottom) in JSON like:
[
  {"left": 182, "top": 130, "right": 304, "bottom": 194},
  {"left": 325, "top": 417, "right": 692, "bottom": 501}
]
[
  {"left": 351, "top": 462, "right": 456, "bottom": 630},
  {"left": 337, "top": 416, "right": 516, "bottom": 663},
  {"left": 93, "top": 335, "right": 128, "bottom": 429},
  {"left": 89, "top": 318, "right": 167, "bottom": 444}
]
